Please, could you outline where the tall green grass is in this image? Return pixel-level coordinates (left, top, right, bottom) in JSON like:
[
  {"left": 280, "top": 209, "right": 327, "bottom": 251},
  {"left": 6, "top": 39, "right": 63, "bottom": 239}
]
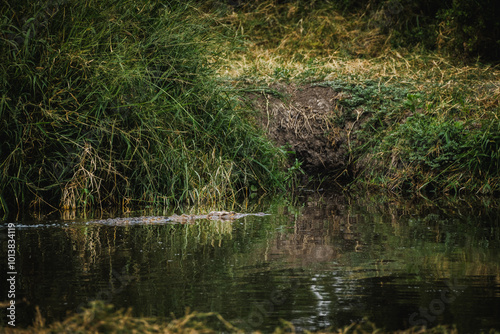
[{"left": 0, "top": 0, "right": 287, "bottom": 214}]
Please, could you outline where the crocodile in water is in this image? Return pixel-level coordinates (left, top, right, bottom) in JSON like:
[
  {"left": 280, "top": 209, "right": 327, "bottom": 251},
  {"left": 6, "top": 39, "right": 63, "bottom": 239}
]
[{"left": 86, "top": 211, "right": 269, "bottom": 226}]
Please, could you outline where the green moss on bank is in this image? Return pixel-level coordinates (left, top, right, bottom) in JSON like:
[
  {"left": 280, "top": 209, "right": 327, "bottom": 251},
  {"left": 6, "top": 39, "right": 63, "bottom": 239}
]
[{"left": 316, "top": 76, "right": 500, "bottom": 195}]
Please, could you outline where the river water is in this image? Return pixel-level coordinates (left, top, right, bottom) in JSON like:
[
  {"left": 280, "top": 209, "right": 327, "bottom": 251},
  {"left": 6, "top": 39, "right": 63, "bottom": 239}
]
[{"left": 1, "top": 193, "right": 499, "bottom": 332}]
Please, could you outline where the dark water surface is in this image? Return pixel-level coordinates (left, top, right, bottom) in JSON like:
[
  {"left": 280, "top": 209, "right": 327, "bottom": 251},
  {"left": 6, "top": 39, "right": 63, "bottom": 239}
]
[{"left": 1, "top": 194, "right": 500, "bottom": 332}]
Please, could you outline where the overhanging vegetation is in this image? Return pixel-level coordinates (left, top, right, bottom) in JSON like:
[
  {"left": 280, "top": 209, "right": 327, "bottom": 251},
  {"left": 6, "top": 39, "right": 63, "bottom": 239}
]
[{"left": 0, "top": 0, "right": 288, "bottom": 214}]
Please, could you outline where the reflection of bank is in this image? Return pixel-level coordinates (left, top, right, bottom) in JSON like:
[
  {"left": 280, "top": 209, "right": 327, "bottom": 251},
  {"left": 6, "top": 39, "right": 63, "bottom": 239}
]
[
  {"left": 310, "top": 274, "right": 332, "bottom": 328},
  {"left": 240, "top": 195, "right": 369, "bottom": 331},
  {"left": 265, "top": 200, "right": 363, "bottom": 266},
  {"left": 75, "top": 266, "right": 136, "bottom": 317},
  {"left": 239, "top": 192, "right": 500, "bottom": 332},
  {"left": 271, "top": 204, "right": 368, "bottom": 330}
]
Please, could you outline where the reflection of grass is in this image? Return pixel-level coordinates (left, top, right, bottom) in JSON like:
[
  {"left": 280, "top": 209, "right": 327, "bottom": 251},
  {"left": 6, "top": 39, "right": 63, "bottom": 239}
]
[
  {"left": 3, "top": 301, "right": 465, "bottom": 334},
  {"left": 343, "top": 194, "right": 500, "bottom": 279}
]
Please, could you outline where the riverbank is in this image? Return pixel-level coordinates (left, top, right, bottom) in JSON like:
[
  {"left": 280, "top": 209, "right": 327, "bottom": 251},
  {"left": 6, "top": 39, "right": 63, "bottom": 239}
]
[
  {"left": 1, "top": 0, "right": 499, "bottom": 215},
  {"left": 215, "top": 0, "right": 500, "bottom": 196}
]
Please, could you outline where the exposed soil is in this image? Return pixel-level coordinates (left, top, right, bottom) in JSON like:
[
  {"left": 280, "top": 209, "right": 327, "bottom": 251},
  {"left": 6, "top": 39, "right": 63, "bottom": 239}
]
[{"left": 247, "top": 83, "right": 350, "bottom": 176}]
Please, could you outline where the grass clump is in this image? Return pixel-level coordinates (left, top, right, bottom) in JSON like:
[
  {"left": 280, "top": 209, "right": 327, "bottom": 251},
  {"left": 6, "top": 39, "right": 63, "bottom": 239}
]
[
  {"left": 2, "top": 301, "right": 239, "bottom": 334},
  {"left": 0, "top": 0, "right": 288, "bottom": 214}
]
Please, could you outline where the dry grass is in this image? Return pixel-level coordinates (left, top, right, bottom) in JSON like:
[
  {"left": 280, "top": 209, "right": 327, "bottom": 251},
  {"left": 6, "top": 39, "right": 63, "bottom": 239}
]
[
  {"left": 221, "top": 49, "right": 499, "bottom": 105},
  {"left": 219, "top": 26, "right": 500, "bottom": 133},
  {"left": 214, "top": 0, "right": 499, "bottom": 119},
  {"left": 1, "top": 301, "right": 466, "bottom": 334},
  {"left": 2, "top": 302, "right": 237, "bottom": 334}
]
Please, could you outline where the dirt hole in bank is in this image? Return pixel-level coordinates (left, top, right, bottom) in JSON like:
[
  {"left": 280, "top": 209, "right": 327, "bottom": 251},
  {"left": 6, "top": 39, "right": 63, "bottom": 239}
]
[{"left": 246, "top": 83, "right": 360, "bottom": 183}]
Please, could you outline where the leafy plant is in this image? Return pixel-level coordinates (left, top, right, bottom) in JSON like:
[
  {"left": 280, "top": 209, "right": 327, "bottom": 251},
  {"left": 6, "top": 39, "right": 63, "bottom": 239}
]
[
  {"left": 392, "top": 115, "right": 466, "bottom": 170},
  {"left": 284, "top": 158, "right": 305, "bottom": 192}
]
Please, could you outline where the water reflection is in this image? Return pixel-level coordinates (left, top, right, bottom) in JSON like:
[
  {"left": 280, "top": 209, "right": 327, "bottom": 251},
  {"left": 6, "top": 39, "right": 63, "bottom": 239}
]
[{"left": 1, "top": 194, "right": 499, "bottom": 332}]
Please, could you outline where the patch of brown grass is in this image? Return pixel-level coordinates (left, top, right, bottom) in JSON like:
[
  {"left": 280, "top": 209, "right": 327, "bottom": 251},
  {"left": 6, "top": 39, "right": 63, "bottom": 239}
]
[
  {"left": 212, "top": 0, "right": 499, "bottom": 122},
  {"left": 1, "top": 301, "right": 471, "bottom": 334}
]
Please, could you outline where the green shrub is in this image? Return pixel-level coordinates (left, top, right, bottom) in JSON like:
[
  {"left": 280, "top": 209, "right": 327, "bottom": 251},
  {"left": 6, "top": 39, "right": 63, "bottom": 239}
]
[
  {"left": 394, "top": 114, "right": 465, "bottom": 170},
  {"left": 377, "top": 114, "right": 500, "bottom": 194},
  {"left": 317, "top": 77, "right": 499, "bottom": 195}
]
